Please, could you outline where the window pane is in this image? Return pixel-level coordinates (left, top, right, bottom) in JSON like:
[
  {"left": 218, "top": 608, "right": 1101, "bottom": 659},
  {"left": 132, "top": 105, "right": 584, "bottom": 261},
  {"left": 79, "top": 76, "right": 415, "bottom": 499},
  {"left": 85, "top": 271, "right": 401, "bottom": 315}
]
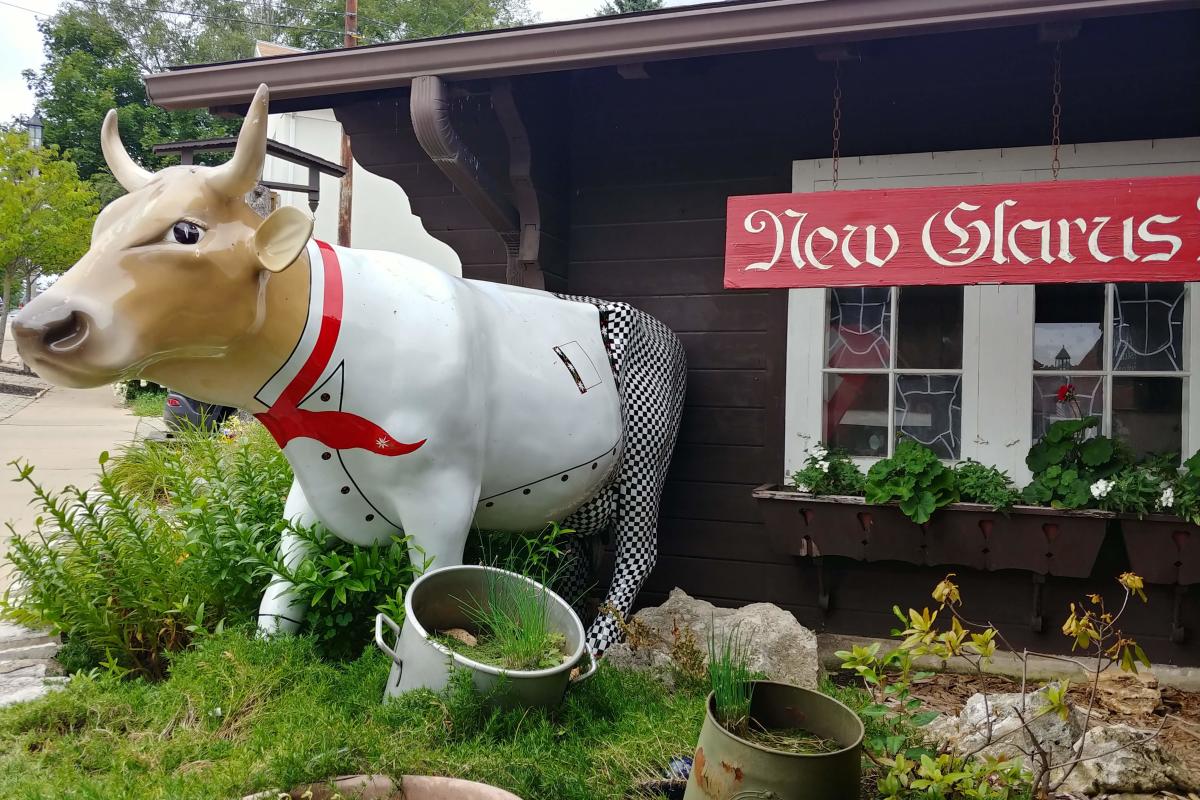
[
  {"left": 896, "top": 374, "right": 962, "bottom": 459},
  {"left": 1033, "top": 284, "right": 1104, "bottom": 370},
  {"left": 897, "top": 286, "right": 963, "bottom": 369},
  {"left": 1113, "top": 283, "right": 1185, "bottom": 372},
  {"left": 824, "top": 373, "right": 889, "bottom": 457},
  {"left": 1032, "top": 375, "right": 1104, "bottom": 441},
  {"left": 1112, "top": 376, "right": 1182, "bottom": 458},
  {"left": 827, "top": 287, "right": 891, "bottom": 369}
]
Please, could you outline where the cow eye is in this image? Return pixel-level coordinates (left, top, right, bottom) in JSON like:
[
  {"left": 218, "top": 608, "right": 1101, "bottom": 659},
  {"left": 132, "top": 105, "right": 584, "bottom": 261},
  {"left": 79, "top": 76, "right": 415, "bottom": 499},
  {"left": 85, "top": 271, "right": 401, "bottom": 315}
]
[{"left": 171, "top": 221, "right": 203, "bottom": 245}]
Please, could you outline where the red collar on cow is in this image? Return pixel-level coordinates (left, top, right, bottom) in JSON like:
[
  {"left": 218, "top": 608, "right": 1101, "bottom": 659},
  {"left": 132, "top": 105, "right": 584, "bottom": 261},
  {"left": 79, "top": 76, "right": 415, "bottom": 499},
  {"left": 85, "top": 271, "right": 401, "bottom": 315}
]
[{"left": 255, "top": 240, "right": 427, "bottom": 457}]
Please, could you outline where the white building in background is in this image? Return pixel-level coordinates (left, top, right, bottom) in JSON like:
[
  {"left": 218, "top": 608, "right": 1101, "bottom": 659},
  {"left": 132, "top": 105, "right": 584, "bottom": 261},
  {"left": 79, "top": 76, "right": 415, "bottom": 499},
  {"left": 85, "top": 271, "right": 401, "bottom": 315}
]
[{"left": 255, "top": 42, "right": 461, "bottom": 276}]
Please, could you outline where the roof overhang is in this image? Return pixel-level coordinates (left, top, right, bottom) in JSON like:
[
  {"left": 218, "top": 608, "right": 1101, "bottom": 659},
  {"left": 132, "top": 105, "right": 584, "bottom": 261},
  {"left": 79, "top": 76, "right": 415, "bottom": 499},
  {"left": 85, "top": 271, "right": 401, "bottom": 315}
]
[{"left": 145, "top": 0, "right": 1198, "bottom": 112}]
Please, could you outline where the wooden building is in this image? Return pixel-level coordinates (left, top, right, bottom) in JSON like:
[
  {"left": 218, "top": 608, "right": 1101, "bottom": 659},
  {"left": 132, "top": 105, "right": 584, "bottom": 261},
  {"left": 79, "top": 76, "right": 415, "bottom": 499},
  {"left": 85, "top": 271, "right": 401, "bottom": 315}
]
[{"left": 146, "top": 0, "right": 1200, "bottom": 665}]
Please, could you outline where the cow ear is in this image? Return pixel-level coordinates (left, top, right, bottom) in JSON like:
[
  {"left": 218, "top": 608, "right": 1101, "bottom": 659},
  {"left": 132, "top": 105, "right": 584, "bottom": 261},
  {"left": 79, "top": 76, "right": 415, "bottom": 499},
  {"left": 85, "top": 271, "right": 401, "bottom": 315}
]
[{"left": 254, "top": 206, "right": 314, "bottom": 273}]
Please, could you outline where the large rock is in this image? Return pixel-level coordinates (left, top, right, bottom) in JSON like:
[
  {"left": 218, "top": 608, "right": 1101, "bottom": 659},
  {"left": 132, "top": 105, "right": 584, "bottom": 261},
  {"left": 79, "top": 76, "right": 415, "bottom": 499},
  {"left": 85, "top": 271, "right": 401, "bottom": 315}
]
[
  {"left": 603, "top": 588, "right": 819, "bottom": 689},
  {"left": 926, "top": 687, "right": 1085, "bottom": 769},
  {"left": 1057, "top": 723, "right": 1199, "bottom": 795}
]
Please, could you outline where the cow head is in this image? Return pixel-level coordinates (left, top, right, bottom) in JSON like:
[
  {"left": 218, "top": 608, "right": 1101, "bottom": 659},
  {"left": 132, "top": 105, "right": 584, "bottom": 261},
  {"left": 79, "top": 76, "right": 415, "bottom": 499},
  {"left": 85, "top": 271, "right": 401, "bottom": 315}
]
[{"left": 13, "top": 84, "right": 314, "bottom": 407}]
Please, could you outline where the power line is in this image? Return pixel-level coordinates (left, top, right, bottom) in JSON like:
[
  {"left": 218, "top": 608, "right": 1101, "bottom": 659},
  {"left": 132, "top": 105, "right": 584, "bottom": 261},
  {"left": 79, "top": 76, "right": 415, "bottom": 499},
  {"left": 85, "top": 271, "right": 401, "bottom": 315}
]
[{"left": 0, "top": 0, "right": 53, "bottom": 17}]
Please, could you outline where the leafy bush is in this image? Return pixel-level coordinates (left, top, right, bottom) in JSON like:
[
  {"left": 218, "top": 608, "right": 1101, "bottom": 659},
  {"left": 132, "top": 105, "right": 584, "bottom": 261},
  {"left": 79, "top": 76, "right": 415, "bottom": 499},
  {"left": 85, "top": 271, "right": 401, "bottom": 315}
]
[
  {"left": 1168, "top": 450, "right": 1200, "bottom": 523},
  {"left": 2, "top": 438, "right": 288, "bottom": 680},
  {"left": 1090, "top": 463, "right": 1165, "bottom": 517},
  {"left": 250, "top": 524, "right": 428, "bottom": 661},
  {"left": 953, "top": 459, "right": 1021, "bottom": 511},
  {"left": 790, "top": 442, "right": 865, "bottom": 496},
  {"left": 1023, "top": 417, "right": 1125, "bottom": 509},
  {"left": 865, "top": 438, "right": 958, "bottom": 524}
]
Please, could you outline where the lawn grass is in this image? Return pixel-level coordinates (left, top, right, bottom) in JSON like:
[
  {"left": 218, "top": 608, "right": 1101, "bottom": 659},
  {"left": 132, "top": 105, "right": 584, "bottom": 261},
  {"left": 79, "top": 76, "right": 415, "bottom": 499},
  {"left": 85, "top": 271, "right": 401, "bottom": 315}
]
[
  {"left": 0, "top": 629, "right": 705, "bottom": 800},
  {"left": 129, "top": 389, "right": 167, "bottom": 417}
]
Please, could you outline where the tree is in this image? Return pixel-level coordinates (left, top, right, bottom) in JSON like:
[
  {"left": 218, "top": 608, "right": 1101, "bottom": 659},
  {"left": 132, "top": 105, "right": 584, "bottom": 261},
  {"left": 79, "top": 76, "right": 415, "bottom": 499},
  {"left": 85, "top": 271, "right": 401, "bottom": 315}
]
[
  {"left": 0, "top": 132, "right": 98, "bottom": 362},
  {"left": 595, "top": 0, "right": 663, "bottom": 15}
]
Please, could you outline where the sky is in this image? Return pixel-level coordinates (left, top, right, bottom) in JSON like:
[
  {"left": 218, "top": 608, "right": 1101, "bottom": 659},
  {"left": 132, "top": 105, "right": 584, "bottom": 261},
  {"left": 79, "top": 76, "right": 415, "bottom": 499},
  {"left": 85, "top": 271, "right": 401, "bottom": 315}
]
[{"left": 0, "top": 0, "right": 697, "bottom": 123}]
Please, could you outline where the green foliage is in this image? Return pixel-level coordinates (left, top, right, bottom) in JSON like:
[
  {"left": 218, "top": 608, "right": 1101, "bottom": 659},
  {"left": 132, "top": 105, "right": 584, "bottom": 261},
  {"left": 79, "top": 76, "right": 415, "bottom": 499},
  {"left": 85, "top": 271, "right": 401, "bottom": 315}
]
[
  {"left": 1092, "top": 463, "right": 1164, "bottom": 516},
  {"left": 878, "top": 752, "right": 1028, "bottom": 800},
  {"left": 1023, "top": 417, "right": 1125, "bottom": 509},
  {"left": 954, "top": 459, "right": 1021, "bottom": 511},
  {"left": 0, "top": 629, "right": 706, "bottom": 800},
  {"left": 448, "top": 571, "right": 566, "bottom": 671},
  {"left": 595, "top": 0, "right": 664, "bottom": 15},
  {"left": 130, "top": 389, "right": 168, "bottom": 417},
  {"left": 1170, "top": 450, "right": 1200, "bottom": 523},
  {"left": 706, "top": 623, "right": 754, "bottom": 736},
  {"left": 791, "top": 442, "right": 866, "bottom": 496},
  {"left": 254, "top": 524, "right": 429, "bottom": 661},
  {"left": 1, "top": 432, "right": 289, "bottom": 679},
  {"left": 865, "top": 438, "right": 959, "bottom": 524}
]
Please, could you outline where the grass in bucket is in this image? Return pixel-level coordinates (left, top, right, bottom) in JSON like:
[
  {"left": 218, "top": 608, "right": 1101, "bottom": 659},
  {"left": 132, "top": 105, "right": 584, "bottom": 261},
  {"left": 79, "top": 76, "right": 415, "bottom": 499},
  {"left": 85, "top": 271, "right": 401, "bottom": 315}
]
[
  {"left": 707, "top": 624, "right": 838, "bottom": 755},
  {"left": 0, "top": 628, "right": 706, "bottom": 800},
  {"left": 432, "top": 570, "right": 568, "bottom": 671}
]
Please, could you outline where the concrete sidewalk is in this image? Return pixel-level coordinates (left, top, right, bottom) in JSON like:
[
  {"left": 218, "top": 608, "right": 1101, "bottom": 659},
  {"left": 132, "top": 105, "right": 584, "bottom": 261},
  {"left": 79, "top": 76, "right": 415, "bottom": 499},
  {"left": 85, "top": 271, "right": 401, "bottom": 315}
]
[{"left": 0, "top": 321, "right": 160, "bottom": 592}]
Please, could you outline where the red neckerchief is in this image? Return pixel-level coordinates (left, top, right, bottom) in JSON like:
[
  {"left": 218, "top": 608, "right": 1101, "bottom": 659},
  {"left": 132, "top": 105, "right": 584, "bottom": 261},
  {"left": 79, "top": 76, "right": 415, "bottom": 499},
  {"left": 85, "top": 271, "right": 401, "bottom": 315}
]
[{"left": 255, "top": 240, "right": 427, "bottom": 457}]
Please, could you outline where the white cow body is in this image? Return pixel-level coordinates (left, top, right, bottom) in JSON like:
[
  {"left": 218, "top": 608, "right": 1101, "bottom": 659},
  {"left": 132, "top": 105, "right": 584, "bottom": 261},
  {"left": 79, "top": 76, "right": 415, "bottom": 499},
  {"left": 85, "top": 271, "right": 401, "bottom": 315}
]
[{"left": 256, "top": 240, "right": 624, "bottom": 612}]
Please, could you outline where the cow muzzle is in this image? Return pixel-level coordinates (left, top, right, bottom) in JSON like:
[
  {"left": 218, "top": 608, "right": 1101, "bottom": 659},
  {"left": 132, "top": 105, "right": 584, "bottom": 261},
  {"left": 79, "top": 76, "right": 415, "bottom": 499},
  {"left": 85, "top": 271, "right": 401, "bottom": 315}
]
[{"left": 14, "top": 304, "right": 92, "bottom": 355}]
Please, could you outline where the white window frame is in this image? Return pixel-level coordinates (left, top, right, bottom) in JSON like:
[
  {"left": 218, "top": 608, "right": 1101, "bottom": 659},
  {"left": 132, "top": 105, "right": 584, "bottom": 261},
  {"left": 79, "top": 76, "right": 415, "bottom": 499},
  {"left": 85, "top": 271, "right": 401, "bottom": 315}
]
[{"left": 784, "top": 137, "right": 1200, "bottom": 486}]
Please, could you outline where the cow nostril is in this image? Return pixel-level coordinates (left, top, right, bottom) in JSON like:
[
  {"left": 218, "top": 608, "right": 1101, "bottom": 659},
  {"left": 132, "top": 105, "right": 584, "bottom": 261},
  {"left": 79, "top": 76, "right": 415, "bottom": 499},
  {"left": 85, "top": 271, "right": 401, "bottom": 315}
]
[{"left": 41, "top": 311, "right": 90, "bottom": 353}]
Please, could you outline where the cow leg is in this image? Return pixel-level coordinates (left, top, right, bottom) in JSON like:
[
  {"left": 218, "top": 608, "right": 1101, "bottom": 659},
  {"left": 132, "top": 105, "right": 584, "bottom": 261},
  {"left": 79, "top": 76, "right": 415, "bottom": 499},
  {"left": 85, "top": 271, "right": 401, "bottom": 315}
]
[
  {"left": 395, "top": 472, "right": 481, "bottom": 573},
  {"left": 258, "top": 479, "right": 327, "bottom": 635}
]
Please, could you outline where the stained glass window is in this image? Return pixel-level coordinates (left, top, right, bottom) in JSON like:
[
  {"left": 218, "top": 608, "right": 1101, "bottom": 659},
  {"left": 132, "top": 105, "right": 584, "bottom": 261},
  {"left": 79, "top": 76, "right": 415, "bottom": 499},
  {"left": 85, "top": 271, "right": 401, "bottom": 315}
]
[{"left": 824, "top": 286, "right": 964, "bottom": 459}]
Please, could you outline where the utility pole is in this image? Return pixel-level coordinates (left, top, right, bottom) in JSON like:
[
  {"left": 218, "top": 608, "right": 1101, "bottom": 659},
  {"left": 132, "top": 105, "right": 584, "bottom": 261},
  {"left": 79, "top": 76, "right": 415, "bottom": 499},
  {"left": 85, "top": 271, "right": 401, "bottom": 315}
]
[{"left": 337, "top": 0, "right": 357, "bottom": 247}]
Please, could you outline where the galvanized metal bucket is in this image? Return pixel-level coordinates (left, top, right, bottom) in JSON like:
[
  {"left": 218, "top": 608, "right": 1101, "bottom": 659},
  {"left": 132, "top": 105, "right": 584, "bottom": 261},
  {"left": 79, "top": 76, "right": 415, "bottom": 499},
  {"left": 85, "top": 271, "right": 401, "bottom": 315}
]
[
  {"left": 683, "top": 681, "right": 864, "bottom": 800},
  {"left": 374, "top": 564, "right": 596, "bottom": 709}
]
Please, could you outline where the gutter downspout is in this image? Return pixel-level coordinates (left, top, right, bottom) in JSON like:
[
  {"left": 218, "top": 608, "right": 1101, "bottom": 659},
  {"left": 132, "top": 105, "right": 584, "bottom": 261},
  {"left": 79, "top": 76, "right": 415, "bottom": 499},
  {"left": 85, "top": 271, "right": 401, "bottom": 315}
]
[{"left": 410, "top": 74, "right": 543, "bottom": 288}]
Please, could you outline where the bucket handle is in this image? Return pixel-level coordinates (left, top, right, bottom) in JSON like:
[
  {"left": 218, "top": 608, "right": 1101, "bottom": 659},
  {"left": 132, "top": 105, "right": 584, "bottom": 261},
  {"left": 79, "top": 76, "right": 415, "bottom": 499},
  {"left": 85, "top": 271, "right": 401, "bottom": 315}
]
[
  {"left": 375, "top": 612, "right": 403, "bottom": 666},
  {"left": 571, "top": 650, "right": 598, "bottom": 684}
]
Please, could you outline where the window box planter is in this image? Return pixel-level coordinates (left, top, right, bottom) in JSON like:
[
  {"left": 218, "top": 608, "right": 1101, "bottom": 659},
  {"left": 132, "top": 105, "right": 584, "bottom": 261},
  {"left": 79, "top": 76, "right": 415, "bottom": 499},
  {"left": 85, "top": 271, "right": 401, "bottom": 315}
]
[
  {"left": 753, "top": 484, "right": 1110, "bottom": 578},
  {"left": 1119, "top": 514, "right": 1200, "bottom": 586}
]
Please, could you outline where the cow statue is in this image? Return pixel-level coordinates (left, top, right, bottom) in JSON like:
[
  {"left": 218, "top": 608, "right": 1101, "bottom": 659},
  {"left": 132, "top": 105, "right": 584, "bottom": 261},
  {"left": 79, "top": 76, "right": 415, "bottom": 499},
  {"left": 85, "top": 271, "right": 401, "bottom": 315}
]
[{"left": 12, "top": 85, "right": 686, "bottom": 655}]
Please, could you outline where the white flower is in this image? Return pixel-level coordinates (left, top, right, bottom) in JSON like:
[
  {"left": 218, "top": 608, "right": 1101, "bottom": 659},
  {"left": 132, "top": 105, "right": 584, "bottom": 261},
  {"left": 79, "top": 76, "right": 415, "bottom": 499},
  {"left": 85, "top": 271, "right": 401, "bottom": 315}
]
[
  {"left": 810, "top": 444, "right": 828, "bottom": 460},
  {"left": 210, "top": 706, "right": 223, "bottom": 718},
  {"left": 1089, "top": 479, "right": 1112, "bottom": 500},
  {"left": 139, "top": 379, "right": 148, "bottom": 387},
  {"left": 796, "top": 483, "right": 811, "bottom": 493},
  {"left": 817, "top": 460, "right": 830, "bottom": 473},
  {"left": 1159, "top": 487, "right": 1175, "bottom": 509}
]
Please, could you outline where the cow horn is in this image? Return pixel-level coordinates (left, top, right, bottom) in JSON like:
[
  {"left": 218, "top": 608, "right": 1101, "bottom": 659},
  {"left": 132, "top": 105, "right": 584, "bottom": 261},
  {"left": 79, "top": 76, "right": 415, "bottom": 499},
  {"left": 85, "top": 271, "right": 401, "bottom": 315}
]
[
  {"left": 209, "top": 83, "right": 270, "bottom": 198},
  {"left": 101, "top": 110, "right": 152, "bottom": 192}
]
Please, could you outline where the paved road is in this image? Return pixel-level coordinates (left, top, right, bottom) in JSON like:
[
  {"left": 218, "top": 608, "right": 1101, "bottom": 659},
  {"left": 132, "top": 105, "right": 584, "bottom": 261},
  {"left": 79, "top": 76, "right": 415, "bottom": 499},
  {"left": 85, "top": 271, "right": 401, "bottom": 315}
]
[{"left": 0, "top": 320, "right": 159, "bottom": 592}]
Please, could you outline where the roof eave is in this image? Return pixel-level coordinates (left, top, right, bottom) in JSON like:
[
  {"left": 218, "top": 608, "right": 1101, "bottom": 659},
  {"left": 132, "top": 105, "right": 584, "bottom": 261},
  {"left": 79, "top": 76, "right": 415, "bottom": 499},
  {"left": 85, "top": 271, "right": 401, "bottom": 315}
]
[{"left": 144, "top": 0, "right": 1197, "bottom": 111}]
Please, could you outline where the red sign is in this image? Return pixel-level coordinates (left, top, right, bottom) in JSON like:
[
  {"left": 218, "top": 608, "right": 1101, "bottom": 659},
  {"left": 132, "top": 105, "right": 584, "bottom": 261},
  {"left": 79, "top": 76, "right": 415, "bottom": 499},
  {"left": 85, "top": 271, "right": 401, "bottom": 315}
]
[{"left": 724, "top": 175, "right": 1200, "bottom": 289}]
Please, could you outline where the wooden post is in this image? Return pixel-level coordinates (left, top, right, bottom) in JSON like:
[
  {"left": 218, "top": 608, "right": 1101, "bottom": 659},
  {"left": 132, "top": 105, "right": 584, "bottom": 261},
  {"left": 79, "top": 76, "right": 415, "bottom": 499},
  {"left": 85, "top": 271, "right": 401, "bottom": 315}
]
[{"left": 337, "top": 0, "right": 357, "bottom": 247}]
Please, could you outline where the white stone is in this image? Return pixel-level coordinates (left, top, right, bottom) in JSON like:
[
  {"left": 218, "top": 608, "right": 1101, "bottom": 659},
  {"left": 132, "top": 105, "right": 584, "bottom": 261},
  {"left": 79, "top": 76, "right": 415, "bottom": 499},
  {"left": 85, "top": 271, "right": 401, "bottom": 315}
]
[
  {"left": 1058, "top": 723, "right": 1199, "bottom": 795},
  {"left": 602, "top": 587, "right": 820, "bottom": 689},
  {"left": 928, "top": 687, "right": 1085, "bottom": 769}
]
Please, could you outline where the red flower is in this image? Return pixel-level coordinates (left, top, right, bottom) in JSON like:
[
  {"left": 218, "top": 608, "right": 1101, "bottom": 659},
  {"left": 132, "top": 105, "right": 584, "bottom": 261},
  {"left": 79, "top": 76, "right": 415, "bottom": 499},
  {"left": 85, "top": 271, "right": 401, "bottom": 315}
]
[{"left": 1056, "top": 383, "right": 1076, "bottom": 402}]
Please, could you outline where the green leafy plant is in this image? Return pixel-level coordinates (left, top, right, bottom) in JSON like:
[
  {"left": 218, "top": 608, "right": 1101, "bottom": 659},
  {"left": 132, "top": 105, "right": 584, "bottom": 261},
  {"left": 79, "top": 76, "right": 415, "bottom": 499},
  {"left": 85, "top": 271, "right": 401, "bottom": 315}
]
[
  {"left": 1091, "top": 463, "right": 1164, "bottom": 517},
  {"left": 1165, "top": 450, "right": 1200, "bottom": 523},
  {"left": 791, "top": 442, "right": 866, "bottom": 496},
  {"left": 865, "top": 438, "right": 958, "bottom": 524},
  {"left": 2, "top": 439, "right": 287, "bottom": 680},
  {"left": 253, "top": 525, "right": 430, "bottom": 661},
  {"left": 953, "top": 459, "right": 1021, "bottom": 511},
  {"left": 707, "top": 623, "right": 754, "bottom": 736},
  {"left": 1023, "top": 417, "right": 1125, "bottom": 509}
]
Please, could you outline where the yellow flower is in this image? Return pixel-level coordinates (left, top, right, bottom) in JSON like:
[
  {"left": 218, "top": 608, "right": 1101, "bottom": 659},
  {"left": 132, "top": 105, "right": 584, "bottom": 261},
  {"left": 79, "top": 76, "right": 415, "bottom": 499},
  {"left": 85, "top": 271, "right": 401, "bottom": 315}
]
[{"left": 1118, "top": 572, "right": 1147, "bottom": 602}]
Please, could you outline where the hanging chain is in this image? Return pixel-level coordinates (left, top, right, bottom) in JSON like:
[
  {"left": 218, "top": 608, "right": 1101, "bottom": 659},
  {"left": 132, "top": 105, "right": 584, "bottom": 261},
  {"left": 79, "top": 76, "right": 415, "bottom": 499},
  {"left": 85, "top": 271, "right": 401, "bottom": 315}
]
[
  {"left": 831, "top": 60, "right": 843, "bottom": 190},
  {"left": 1050, "top": 40, "right": 1063, "bottom": 180}
]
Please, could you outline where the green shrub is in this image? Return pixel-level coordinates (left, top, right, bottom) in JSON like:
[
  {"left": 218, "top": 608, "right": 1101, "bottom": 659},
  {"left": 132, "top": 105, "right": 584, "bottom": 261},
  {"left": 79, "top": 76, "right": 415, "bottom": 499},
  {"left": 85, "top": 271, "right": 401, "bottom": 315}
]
[
  {"left": 2, "top": 444, "right": 287, "bottom": 680},
  {"left": 250, "top": 524, "right": 428, "bottom": 661},
  {"left": 129, "top": 389, "right": 168, "bottom": 417},
  {"left": 1023, "top": 417, "right": 1126, "bottom": 509},
  {"left": 954, "top": 459, "right": 1021, "bottom": 511},
  {"left": 790, "top": 442, "right": 865, "bottom": 496},
  {"left": 865, "top": 438, "right": 958, "bottom": 524}
]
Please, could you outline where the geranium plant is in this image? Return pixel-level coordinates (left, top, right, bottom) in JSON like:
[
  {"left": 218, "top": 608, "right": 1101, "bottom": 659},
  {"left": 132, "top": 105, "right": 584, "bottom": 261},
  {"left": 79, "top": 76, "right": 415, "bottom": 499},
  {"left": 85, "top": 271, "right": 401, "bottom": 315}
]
[
  {"left": 790, "top": 442, "right": 865, "bottom": 496},
  {"left": 865, "top": 438, "right": 958, "bottom": 524},
  {"left": 1022, "top": 417, "right": 1125, "bottom": 509}
]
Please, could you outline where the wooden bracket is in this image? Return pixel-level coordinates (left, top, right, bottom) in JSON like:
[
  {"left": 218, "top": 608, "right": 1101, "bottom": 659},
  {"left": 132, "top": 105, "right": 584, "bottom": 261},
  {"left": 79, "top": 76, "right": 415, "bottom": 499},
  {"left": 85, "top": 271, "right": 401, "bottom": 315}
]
[
  {"left": 1030, "top": 574, "right": 1046, "bottom": 633},
  {"left": 813, "top": 554, "right": 832, "bottom": 614},
  {"left": 1171, "top": 585, "right": 1187, "bottom": 644}
]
